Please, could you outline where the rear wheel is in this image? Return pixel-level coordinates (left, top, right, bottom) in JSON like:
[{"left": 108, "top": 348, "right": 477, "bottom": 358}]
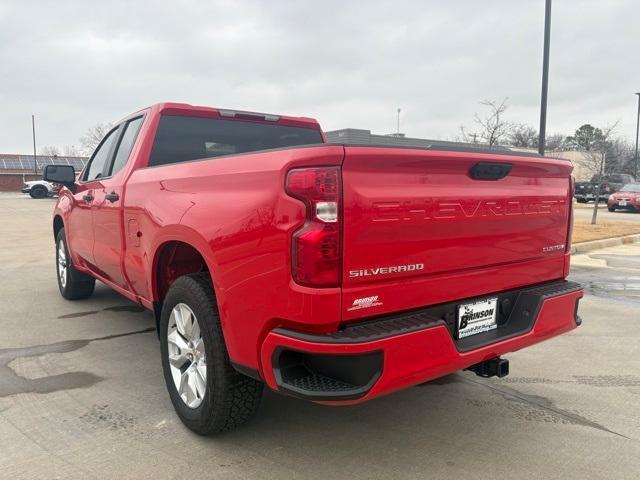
[
  {"left": 56, "top": 228, "right": 95, "bottom": 299},
  {"left": 30, "top": 186, "right": 47, "bottom": 199},
  {"left": 159, "top": 273, "right": 263, "bottom": 434},
  {"left": 576, "top": 198, "right": 587, "bottom": 203}
]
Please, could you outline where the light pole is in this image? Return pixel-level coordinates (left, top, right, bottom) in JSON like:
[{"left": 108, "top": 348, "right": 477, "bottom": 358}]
[
  {"left": 397, "top": 108, "right": 401, "bottom": 135},
  {"left": 32, "top": 115, "right": 37, "bottom": 174},
  {"left": 538, "top": 0, "right": 552, "bottom": 156},
  {"left": 634, "top": 93, "right": 640, "bottom": 179}
]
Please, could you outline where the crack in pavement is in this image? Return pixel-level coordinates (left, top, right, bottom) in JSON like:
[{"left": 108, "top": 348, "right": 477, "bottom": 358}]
[
  {"left": 0, "top": 328, "right": 155, "bottom": 398},
  {"left": 459, "top": 374, "right": 631, "bottom": 440},
  {"left": 58, "top": 304, "right": 147, "bottom": 319}
]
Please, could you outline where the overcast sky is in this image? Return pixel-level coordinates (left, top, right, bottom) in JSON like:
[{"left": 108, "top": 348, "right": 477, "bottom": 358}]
[{"left": 1, "top": 0, "right": 638, "bottom": 154}]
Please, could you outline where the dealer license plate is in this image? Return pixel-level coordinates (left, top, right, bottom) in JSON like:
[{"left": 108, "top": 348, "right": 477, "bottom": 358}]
[{"left": 457, "top": 297, "right": 498, "bottom": 339}]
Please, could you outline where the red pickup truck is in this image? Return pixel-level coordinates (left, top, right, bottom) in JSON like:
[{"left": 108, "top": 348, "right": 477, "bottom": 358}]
[{"left": 45, "top": 102, "right": 583, "bottom": 434}]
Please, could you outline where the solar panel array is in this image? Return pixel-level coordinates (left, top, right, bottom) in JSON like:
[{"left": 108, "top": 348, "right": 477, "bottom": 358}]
[{"left": 0, "top": 155, "right": 88, "bottom": 171}]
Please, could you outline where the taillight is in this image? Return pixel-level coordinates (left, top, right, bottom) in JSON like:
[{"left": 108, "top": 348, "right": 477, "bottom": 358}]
[
  {"left": 286, "top": 167, "right": 341, "bottom": 287},
  {"left": 566, "top": 175, "right": 575, "bottom": 253}
]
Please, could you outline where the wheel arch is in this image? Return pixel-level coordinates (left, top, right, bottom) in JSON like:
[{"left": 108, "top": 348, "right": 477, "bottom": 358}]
[
  {"left": 53, "top": 215, "right": 64, "bottom": 242},
  {"left": 149, "top": 229, "right": 222, "bottom": 332}
]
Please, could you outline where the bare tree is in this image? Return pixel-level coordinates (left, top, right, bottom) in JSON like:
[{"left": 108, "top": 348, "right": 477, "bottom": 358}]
[
  {"left": 40, "top": 145, "right": 60, "bottom": 156},
  {"left": 459, "top": 98, "right": 513, "bottom": 147},
  {"left": 508, "top": 126, "right": 568, "bottom": 151},
  {"left": 459, "top": 100, "right": 570, "bottom": 152},
  {"left": 509, "top": 124, "right": 538, "bottom": 148},
  {"left": 458, "top": 125, "right": 480, "bottom": 144},
  {"left": 80, "top": 122, "right": 112, "bottom": 156},
  {"left": 604, "top": 138, "right": 635, "bottom": 174},
  {"left": 474, "top": 98, "right": 513, "bottom": 146},
  {"left": 545, "top": 133, "right": 566, "bottom": 151}
]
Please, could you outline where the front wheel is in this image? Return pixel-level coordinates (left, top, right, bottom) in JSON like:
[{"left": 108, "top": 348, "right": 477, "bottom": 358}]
[
  {"left": 56, "top": 228, "right": 95, "bottom": 299},
  {"left": 159, "top": 273, "right": 263, "bottom": 434},
  {"left": 30, "top": 186, "right": 48, "bottom": 199},
  {"left": 607, "top": 206, "right": 616, "bottom": 212}
]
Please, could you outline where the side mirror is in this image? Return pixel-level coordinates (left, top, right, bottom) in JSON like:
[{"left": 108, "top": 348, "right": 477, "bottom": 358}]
[{"left": 43, "top": 165, "right": 76, "bottom": 190}]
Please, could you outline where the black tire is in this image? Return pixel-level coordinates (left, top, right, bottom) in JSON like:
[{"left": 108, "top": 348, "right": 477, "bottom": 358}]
[
  {"left": 576, "top": 198, "right": 587, "bottom": 203},
  {"left": 608, "top": 206, "right": 616, "bottom": 212},
  {"left": 159, "top": 273, "right": 263, "bottom": 434},
  {"left": 55, "top": 228, "right": 95, "bottom": 300},
  {"left": 30, "top": 186, "right": 48, "bottom": 199}
]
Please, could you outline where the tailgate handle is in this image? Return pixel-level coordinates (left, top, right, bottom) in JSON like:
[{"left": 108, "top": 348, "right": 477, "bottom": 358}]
[{"left": 469, "top": 162, "right": 512, "bottom": 180}]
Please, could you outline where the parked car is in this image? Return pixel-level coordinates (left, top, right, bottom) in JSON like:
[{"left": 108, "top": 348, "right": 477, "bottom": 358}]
[
  {"left": 607, "top": 183, "right": 640, "bottom": 212},
  {"left": 21, "top": 179, "right": 60, "bottom": 198},
  {"left": 45, "top": 103, "right": 583, "bottom": 434},
  {"left": 574, "top": 173, "right": 636, "bottom": 203}
]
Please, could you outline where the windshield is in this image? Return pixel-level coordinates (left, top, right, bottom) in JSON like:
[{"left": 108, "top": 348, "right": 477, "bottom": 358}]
[{"left": 620, "top": 183, "right": 640, "bottom": 193}]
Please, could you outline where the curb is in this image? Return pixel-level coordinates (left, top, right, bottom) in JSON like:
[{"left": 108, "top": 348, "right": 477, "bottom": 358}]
[{"left": 571, "top": 233, "right": 640, "bottom": 254}]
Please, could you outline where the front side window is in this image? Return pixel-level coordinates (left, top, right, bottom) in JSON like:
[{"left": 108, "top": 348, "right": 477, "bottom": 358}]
[
  {"left": 83, "top": 128, "right": 118, "bottom": 181},
  {"left": 149, "top": 115, "right": 323, "bottom": 167},
  {"left": 109, "top": 117, "right": 144, "bottom": 176}
]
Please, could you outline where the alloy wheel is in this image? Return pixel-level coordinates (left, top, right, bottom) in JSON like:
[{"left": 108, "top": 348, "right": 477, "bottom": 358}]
[
  {"left": 57, "top": 241, "right": 67, "bottom": 288},
  {"left": 167, "top": 303, "right": 207, "bottom": 408}
]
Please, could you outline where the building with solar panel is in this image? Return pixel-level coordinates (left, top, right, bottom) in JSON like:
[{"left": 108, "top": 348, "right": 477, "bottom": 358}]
[
  {"left": 0, "top": 153, "right": 88, "bottom": 173},
  {"left": 0, "top": 153, "right": 88, "bottom": 191}
]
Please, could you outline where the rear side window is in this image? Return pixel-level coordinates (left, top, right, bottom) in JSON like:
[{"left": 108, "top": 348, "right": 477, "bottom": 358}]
[
  {"left": 83, "top": 128, "right": 118, "bottom": 181},
  {"left": 109, "top": 116, "right": 143, "bottom": 176},
  {"left": 149, "top": 115, "right": 323, "bottom": 167}
]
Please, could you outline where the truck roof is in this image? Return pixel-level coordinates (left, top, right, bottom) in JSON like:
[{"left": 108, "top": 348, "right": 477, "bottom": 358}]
[{"left": 120, "top": 102, "right": 321, "bottom": 131}]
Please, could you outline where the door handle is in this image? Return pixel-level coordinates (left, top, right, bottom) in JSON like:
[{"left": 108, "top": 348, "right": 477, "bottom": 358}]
[
  {"left": 82, "top": 193, "right": 94, "bottom": 203},
  {"left": 105, "top": 192, "right": 120, "bottom": 203}
]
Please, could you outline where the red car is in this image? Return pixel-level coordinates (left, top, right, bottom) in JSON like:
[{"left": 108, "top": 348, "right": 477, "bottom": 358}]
[
  {"left": 607, "top": 183, "right": 640, "bottom": 212},
  {"left": 45, "top": 103, "right": 583, "bottom": 434}
]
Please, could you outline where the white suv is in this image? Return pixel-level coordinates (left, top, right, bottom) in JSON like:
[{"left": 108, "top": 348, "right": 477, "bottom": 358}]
[{"left": 21, "top": 180, "right": 59, "bottom": 198}]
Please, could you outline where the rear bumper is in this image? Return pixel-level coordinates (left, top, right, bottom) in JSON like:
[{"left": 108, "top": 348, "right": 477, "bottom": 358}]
[
  {"left": 260, "top": 281, "right": 583, "bottom": 403},
  {"left": 609, "top": 199, "right": 639, "bottom": 210}
]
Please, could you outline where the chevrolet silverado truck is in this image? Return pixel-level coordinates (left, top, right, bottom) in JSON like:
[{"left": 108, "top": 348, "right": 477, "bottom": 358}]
[{"left": 45, "top": 102, "right": 583, "bottom": 434}]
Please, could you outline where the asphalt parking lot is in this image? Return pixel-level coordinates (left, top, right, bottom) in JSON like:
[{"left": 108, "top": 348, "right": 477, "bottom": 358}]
[
  {"left": 573, "top": 201, "right": 640, "bottom": 223},
  {"left": 1, "top": 193, "right": 639, "bottom": 479}
]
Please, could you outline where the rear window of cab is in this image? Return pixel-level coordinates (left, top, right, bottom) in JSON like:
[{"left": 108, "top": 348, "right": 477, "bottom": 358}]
[{"left": 149, "top": 115, "right": 323, "bottom": 167}]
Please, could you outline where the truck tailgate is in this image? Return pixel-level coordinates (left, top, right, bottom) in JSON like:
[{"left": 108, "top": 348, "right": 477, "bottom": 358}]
[{"left": 341, "top": 146, "right": 572, "bottom": 321}]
